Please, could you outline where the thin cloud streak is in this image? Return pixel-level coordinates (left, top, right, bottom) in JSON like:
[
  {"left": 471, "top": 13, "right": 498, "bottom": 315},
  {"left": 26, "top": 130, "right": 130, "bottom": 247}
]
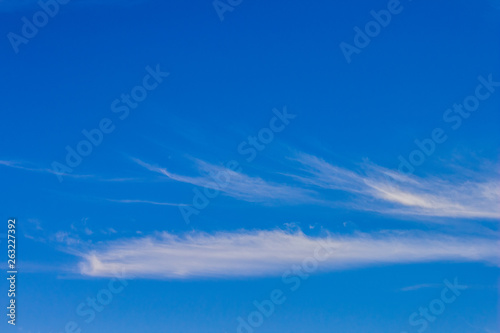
[
  {"left": 132, "top": 151, "right": 500, "bottom": 219},
  {"left": 0, "top": 160, "right": 93, "bottom": 179},
  {"left": 133, "top": 157, "right": 318, "bottom": 204},
  {"left": 105, "top": 198, "right": 188, "bottom": 206},
  {"left": 77, "top": 229, "right": 500, "bottom": 279},
  {"left": 290, "top": 153, "right": 500, "bottom": 219},
  {"left": 400, "top": 283, "right": 442, "bottom": 292},
  {"left": 0, "top": 160, "right": 145, "bottom": 182}
]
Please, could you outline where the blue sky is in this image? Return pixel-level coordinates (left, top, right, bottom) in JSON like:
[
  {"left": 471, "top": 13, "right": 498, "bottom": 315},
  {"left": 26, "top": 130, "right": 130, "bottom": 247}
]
[{"left": 0, "top": 0, "right": 499, "bottom": 332}]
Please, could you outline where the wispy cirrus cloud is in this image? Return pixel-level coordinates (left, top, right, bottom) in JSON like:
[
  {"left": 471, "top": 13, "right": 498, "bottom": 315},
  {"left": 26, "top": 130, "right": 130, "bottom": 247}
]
[
  {"left": 0, "top": 159, "right": 147, "bottom": 182},
  {"left": 289, "top": 153, "right": 500, "bottom": 219},
  {"left": 133, "top": 157, "right": 318, "bottom": 204},
  {"left": 0, "top": 160, "right": 93, "bottom": 179},
  {"left": 399, "top": 283, "right": 442, "bottom": 292},
  {"left": 132, "top": 151, "right": 500, "bottom": 219},
  {"left": 104, "top": 198, "right": 187, "bottom": 206},
  {"left": 77, "top": 229, "right": 500, "bottom": 279}
]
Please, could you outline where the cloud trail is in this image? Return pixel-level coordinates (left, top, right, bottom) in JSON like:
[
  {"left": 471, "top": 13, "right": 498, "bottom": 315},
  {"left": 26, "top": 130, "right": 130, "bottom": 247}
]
[
  {"left": 289, "top": 153, "right": 500, "bottom": 219},
  {"left": 77, "top": 229, "right": 500, "bottom": 279},
  {"left": 133, "top": 157, "right": 318, "bottom": 204}
]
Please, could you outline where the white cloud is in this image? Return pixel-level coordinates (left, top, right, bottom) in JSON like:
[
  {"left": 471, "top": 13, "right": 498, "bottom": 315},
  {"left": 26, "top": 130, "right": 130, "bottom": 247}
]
[
  {"left": 133, "top": 158, "right": 318, "bottom": 204},
  {"left": 105, "top": 198, "right": 187, "bottom": 206},
  {"left": 77, "top": 229, "right": 499, "bottom": 279},
  {"left": 0, "top": 160, "right": 92, "bottom": 179},
  {"left": 290, "top": 153, "right": 500, "bottom": 219},
  {"left": 27, "top": 218, "right": 43, "bottom": 230},
  {"left": 131, "top": 152, "right": 500, "bottom": 219},
  {"left": 0, "top": 159, "right": 146, "bottom": 182},
  {"left": 400, "top": 283, "right": 442, "bottom": 291},
  {"left": 53, "top": 231, "right": 81, "bottom": 246}
]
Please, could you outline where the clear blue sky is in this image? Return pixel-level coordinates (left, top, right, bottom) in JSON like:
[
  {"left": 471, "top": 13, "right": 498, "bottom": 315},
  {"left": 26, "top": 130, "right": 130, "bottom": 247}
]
[{"left": 0, "top": 0, "right": 499, "bottom": 332}]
